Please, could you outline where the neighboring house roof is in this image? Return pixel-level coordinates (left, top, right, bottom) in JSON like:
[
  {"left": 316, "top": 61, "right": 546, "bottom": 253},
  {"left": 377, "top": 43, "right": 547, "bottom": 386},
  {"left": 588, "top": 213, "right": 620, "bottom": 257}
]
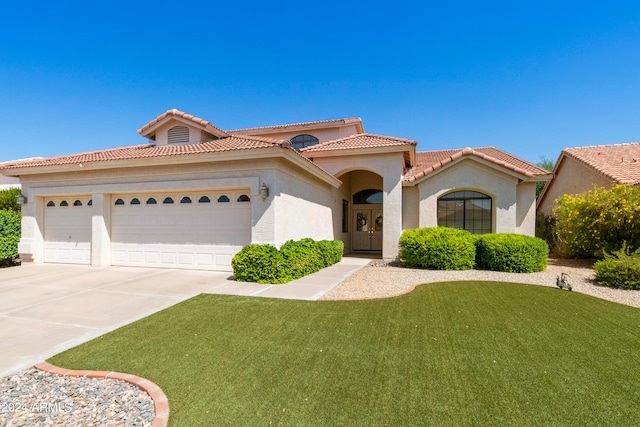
[
  {"left": 561, "top": 142, "right": 640, "bottom": 185},
  {"left": 229, "top": 118, "right": 365, "bottom": 135},
  {"left": 138, "top": 109, "right": 229, "bottom": 139},
  {"left": 0, "top": 135, "right": 289, "bottom": 169},
  {"left": 404, "top": 147, "right": 552, "bottom": 182},
  {"left": 299, "top": 133, "right": 417, "bottom": 153}
]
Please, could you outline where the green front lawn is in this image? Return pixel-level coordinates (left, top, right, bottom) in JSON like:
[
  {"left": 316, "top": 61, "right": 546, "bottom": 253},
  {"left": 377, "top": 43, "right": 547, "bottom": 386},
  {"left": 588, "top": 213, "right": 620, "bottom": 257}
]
[{"left": 50, "top": 282, "right": 640, "bottom": 426}]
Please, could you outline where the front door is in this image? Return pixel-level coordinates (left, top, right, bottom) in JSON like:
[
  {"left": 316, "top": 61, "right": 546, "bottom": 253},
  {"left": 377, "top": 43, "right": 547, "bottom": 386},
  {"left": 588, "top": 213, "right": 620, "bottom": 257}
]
[{"left": 353, "top": 209, "right": 383, "bottom": 251}]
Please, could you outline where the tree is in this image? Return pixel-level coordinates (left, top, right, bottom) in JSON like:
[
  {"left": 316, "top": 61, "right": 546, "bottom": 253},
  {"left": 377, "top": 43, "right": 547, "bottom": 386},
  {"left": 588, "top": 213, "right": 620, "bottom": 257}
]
[
  {"left": 0, "top": 188, "right": 21, "bottom": 213},
  {"left": 536, "top": 155, "right": 555, "bottom": 198}
]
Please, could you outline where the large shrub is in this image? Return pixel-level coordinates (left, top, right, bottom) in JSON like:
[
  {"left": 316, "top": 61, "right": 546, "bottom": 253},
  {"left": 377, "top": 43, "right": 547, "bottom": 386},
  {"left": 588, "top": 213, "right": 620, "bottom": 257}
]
[
  {"left": 0, "top": 209, "right": 21, "bottom": 265},
  {"left": 593, "top": 244, "right": 640, "bottom": 290},
  {"left": 476, "top": 234, "right": 549, "bottom": 273},
  {"left": 232, "top": 238, "right": 343, "bottom": 284},
  {"left": 554, "top": 185, "right": 640, "bottom": 258},
  {"left": 399, "top": 227, "right": 476, "bottom": 270},
  {"left": 0, "top": 188, "right": 21, "bottom": 213},
  {"left": 231, "top": 244, "right": 291, "bottom": 284}
]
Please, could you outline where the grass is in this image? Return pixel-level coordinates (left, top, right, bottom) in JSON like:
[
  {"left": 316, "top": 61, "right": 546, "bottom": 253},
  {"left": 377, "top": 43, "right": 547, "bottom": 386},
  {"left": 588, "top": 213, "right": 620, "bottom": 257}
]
[{"left": 49, "top": 281, "right": 640, "bottom": 426}]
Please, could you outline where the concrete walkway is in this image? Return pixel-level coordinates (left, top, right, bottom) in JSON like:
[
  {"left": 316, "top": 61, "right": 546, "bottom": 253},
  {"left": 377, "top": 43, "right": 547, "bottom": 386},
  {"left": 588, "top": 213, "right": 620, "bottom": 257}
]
[{"left": 0, "top": 257, "right": 371, "bottom": 377}]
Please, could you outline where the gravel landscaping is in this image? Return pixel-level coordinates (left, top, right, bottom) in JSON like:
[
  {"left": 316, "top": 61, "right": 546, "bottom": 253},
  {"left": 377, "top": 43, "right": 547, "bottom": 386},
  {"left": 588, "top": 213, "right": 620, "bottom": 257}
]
[{"left": 322, "top": 258, "right": 640, "bottom": 308}]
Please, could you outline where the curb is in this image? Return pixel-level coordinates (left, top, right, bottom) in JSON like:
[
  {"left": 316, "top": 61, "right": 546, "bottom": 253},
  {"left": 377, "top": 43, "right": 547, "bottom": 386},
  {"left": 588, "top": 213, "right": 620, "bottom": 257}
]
[{"left": 34, "top": 361, "right": 169, "bottom": 427}]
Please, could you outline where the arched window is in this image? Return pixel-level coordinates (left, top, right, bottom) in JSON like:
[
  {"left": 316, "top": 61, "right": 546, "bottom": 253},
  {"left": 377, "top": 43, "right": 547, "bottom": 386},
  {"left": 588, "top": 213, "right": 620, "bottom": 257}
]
[
  {"left": 60, "top": 200, "right": 69, "bottom": 207},
  {"left": 437, "top": 190, "right": 492, "bottom": 234},
  {"left": 198, "top": 196, "right": 211, "bottom": 203},
  {"left": 163, "top": 197, "right": 174, "bottom": 204},
  {"left": 290, "top": 134, "right": 319, "bottom": 150},
  {"left": 353, "top": 189, "right": 383, "bottom": 204},
  {"left": 131, "top": 198, "right": 141, "bottom": 205},
  {"left": 146, "top": 197, "right": 157, "bottom": 205},
  {"left": 114, "top": 199, "right": 125, "bottom": 205},
  {"left": 217, "top": 195, "right": 230, "bottom": 203},
  {"left": 88, "top": 200, "right": 93, "bottom": 206},
  {"left": 237, "top": 195, "right": 250, "bottom": 202},
  {"left": 46, "top": 201, "right": 55, "bottom": 207},
  {"left": 73, "top": 200, "right": 82, "bottom": 206},
  {"left": 181, "top": 196, "right": 192, "bottom": 204}
]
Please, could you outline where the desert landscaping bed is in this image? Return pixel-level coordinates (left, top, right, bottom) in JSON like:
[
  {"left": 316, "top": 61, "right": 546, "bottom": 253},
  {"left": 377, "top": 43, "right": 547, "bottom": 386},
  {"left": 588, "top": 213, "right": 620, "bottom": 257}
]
[{"left": 322, "top": 258, "right": 640, "bottom": 308}]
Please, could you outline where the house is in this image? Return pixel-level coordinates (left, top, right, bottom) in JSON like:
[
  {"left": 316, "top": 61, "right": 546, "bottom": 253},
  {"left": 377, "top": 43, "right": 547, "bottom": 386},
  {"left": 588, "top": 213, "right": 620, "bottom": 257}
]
[
  {"left": 0, "top": 162, "right": 22, "bottom": 190},
  {"left": 0, "top": 109, "right": 551, "bottom": 271},
  {"left": 537, "top": 142, "right": 640, "bottom": 217}
]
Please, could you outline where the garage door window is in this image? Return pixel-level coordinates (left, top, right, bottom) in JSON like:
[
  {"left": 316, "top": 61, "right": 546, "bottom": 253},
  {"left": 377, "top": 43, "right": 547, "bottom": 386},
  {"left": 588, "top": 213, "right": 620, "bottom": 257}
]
[
  {"left": 115, "top": 199, "right": 125, "bottom": 205},
  {"left": 218, "top": 195, "right": 230, "bottom": 203},
  {"left": 238, "top": 195, "right": 250, "bottom": 202},
  {"left": 60, "top": 201, "right": 69, "bottom": 207},
  {"left": 199, "top": 196, "right": 211, "bottom": 203},
  {"left": 146, "top": 198, "right": 157, "bottom": 205},
  {"left": 47, "top": 201, "right": 55, "bottom": 207},
  {"left": 73, "top": 200, "right": 82, "bottom": 206},
  {"left": 181, "top": 196, "right": 192, "bottom": 204},
  {"left": 131, "top": 198, "right": 141, "bottom": 205},
  {"left": 163, "top": 197, "right": 174, "bottom": 204}
]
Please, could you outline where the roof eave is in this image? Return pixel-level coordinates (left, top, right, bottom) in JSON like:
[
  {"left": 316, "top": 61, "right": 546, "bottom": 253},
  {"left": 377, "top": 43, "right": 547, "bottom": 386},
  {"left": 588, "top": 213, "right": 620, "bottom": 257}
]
[
  {"left": 300, "top": 144, "right": 413, "bottom": 159},
  {"left": 406, "top": 155, "right": 550, "bottom": 186}
]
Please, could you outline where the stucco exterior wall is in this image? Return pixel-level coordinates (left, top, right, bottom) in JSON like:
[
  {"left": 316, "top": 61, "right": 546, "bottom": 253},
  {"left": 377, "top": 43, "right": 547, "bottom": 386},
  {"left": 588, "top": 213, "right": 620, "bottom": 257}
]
[
  {"left": 402, "top": 186, "right": 420, "bottom": 230},
  {"left": 0, "top": 174, "right": 20, "bottom": 190},
  {"left": 269, "top": 166, "right": 335, "bottom": 247},
  {"left": 515, "top": 182, "right": 536, "bottom": 236},
  {"left": 416, "top": 159, "right": 520, "bottom": 233},
  {"left": 538, "top": 156, "right": 613, "bottom": 216}
]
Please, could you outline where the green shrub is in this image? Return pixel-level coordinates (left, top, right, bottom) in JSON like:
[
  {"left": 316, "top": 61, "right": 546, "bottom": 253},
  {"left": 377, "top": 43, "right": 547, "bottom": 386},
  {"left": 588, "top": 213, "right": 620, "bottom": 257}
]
[
  {"left": 593, "top": 244, "right": 640, "bottom": 290},
  {"left": 0, "top": 188, "right": 21, "bottom": 213},
  {"left": 231, "top": 244, "right": 292, "bottom": 284},
  {"left": 554, "top": 185, "right": 640, "bottom": 258},
  {"left": 0, "top": 210, "right": 21, "bottom": 265},
  {"left": 476, "top": 234, "right": 549, "bottom": 273},
  {"left": 232, "top": 238, "right": 344, "bottom": 284},
  {"left": 399, "top": 227, "right": 476, "bottom": 270}
]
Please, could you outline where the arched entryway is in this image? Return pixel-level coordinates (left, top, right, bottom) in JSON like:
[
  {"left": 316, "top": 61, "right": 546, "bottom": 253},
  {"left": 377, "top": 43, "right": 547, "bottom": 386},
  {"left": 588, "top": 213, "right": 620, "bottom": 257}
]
[{"left": 335, "top": 169, "right": 384, "bottom": 255}]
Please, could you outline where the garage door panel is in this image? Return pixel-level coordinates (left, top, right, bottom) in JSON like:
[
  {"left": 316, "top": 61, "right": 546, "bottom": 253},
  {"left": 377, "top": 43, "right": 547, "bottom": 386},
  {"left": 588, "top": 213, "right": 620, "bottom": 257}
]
[
  {"left": 44, "top": 198, "right": 92, "bottom": 265},
  {"left": 111, "top": 193, "right": 251, "bottom": 271}
]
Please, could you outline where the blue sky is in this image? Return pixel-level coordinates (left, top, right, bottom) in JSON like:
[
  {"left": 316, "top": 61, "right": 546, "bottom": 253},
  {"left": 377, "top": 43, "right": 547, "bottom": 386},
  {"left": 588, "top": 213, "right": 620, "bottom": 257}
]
[{"left": 1, "top": 0, "right": 639, "bottom": 165}]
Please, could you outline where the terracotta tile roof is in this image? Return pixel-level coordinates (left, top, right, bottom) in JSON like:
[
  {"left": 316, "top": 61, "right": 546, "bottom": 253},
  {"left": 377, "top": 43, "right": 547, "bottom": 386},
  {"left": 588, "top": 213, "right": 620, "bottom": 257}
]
[
  {"left": 229, "top": 118, "right": 363, "bottom": 134},
  {"left": 404, "top": 147, "right": 551, "bottom": 182},
  {"left": 0, "top": 135, "right": 287, "bottom": 169},
  {"left": 299, "top": 133, "right": 417, "bottom": 153},
  {"left": 562, "top": 142, "right": 640, "bottom": 184},
  {"left": 137, "top": 109, "right": 228, "bottom": 138}
]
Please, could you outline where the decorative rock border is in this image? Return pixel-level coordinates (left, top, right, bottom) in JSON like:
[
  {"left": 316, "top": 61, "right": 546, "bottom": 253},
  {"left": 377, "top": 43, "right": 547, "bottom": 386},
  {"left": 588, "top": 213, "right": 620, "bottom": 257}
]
[{"left": 35, "top": 361, "right": 169, "bottom": 427}]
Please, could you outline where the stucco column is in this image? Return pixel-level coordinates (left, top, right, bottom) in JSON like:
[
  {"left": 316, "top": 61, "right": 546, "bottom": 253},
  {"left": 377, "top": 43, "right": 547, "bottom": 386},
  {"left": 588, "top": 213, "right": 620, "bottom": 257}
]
[
  {"left": 17, "top": 191, "right": 44, "bottom": 263},
  {"left": 91, "top": 193, "right": 111, "bottom": 267},
  {"left": 382, "top": 162, "right": 404, "bottom": 261}
]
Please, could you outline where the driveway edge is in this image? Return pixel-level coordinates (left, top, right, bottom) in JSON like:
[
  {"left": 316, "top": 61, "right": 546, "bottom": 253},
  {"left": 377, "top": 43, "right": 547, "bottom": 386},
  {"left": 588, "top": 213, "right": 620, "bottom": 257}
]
[{"left": 34, "top": 361, "right": 169, "bottom": 427}]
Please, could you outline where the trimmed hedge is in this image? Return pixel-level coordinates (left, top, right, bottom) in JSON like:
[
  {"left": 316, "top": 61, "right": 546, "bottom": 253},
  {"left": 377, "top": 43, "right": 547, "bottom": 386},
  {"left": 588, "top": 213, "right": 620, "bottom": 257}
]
[
  {"left": 0, "top": 210, "right": 21, "bottom": 266},
  {"left": 232, "top": 238, "right": 344, "bottom": 284},
  {"left": 593, "top": 244, "right": 640, "bottom": 290},
  {"left": 476, "top": 233, "right": 549, "bottom": 273},
  {"left": 399, "top": 227, "right": 476, "bottom": 270}
]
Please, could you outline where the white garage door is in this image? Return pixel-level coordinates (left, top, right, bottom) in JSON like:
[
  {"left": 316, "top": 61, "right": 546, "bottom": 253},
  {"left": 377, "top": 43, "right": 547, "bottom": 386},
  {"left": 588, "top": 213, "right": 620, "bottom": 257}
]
[
  {"left": 111, "top": 192, "right": 252, "bottom": 271},
  {"left": 44, "top": 197, "right": 92, "bottom": 264}
]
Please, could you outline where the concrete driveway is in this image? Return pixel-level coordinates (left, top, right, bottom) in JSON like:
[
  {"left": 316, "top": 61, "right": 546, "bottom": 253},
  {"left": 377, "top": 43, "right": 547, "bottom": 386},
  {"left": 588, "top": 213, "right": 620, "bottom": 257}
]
[
  {"left": 0, "top": 258, "right": 370, "bottom": 378},
  {"left": 0, "top": 264, "right": 233, "bottom": 378}
]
